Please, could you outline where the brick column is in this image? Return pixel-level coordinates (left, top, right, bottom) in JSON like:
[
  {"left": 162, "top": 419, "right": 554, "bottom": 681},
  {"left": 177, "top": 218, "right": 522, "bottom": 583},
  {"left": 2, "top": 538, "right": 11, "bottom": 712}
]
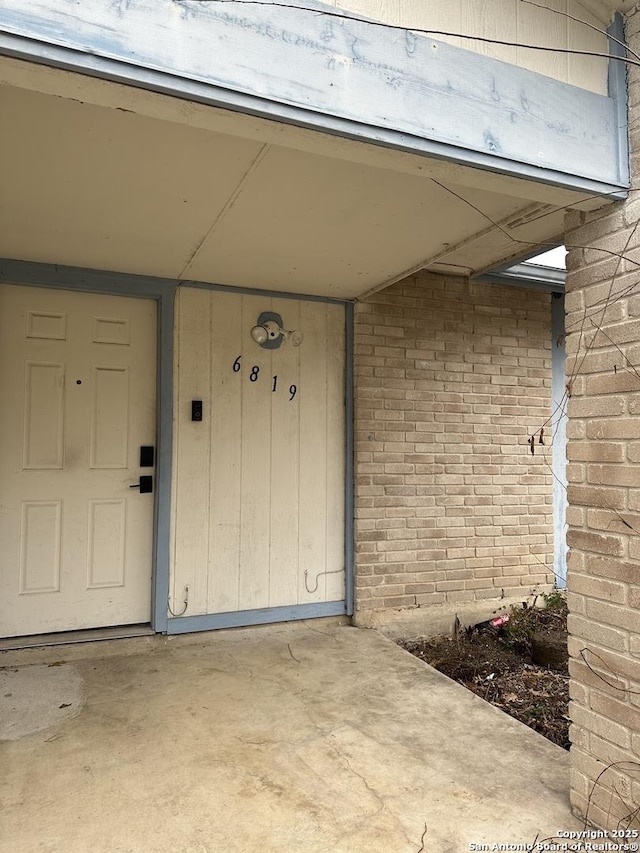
[{"left": 565, "top": 8, "right": 640, "bottom": 828}]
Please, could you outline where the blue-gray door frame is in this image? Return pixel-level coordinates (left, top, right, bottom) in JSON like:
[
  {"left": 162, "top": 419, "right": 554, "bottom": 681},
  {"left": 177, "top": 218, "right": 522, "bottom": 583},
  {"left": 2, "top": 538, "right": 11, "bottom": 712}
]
[
  {"left": 0, "top": 259, "right": 176, "bottom": 633},
  {"left": 162, "top": 281, "right": 353, "bottom": 634},
  {"left": 0, "top": 259, "right": 355, "bottom": 635}
]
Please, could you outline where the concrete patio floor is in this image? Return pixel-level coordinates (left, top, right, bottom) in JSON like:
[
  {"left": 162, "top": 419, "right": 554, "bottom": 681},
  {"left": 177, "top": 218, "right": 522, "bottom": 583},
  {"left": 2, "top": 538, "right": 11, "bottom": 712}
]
[{"left": 0, "top": 621, "right": 582, "bottom": 852}]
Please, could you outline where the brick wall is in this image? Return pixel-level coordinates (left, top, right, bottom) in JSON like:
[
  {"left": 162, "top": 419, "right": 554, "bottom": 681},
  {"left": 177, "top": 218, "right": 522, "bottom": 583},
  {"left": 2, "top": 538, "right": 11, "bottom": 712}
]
[
  {"left": 565, "top": 8, "right": 640, "bottom": 829},
  {"left": 353, "top": 271, "right": 555, "bottom": 631}
]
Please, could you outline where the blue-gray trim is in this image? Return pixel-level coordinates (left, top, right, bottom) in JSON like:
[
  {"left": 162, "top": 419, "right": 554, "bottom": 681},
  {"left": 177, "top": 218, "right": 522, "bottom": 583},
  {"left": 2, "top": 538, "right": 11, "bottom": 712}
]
[
  {"left": 1, "top": 259, "right": 353, "bottom": 633},
  {"left": 153, "top": 289, "right": 174, "bottom": 632},
  {"left": 0, "top": 258, "right": 175, "bottom": 633},
  {"left": 166, "top": 601, "right": 348, "bottom": 634},
  {"left": 608, "top": 13, "right": 630, "bottom": 189},
  {"left": 0, "top": 0, "right": 629, "bottom": 198},
  {"left": 0, "top": 259, "right": 350, "bottom": 306},
  {"left": 473, "top": 263, "right": 565, "bottom": 293},
  {"left": 183, "top": 279, "right": 347, "bottom": 305},
  {"left": 551, "top": 293, "right": 568, "bottom": 590},
  {"left": 344, "top": 301, "right": 355, "bottom": 616}
]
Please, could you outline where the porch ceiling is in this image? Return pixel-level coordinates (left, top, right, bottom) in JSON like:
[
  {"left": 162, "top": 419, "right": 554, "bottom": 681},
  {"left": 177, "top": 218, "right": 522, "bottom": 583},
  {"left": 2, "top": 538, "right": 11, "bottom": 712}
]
[{"left": 0, "top": 58, "right": 614, "bottom": 299}]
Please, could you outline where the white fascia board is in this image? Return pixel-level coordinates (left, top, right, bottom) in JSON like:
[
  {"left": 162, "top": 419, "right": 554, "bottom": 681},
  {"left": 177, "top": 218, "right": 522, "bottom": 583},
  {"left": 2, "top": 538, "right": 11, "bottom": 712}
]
[{"left": 0, "top": 0, "right": 628, "bottom": 196}]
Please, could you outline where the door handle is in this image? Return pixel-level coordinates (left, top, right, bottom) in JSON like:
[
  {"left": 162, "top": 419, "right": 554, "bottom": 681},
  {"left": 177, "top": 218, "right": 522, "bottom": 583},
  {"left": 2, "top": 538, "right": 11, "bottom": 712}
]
[{"left": 129, "top": 475, "right": 153, "bottom": 494}]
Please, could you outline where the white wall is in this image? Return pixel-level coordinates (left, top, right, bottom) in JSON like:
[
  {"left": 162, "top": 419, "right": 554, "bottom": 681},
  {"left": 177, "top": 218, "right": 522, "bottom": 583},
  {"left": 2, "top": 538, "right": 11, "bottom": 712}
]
[
  {"left": 171, "top": 287, "right": 346, "bottom": 618},
  {"left": 329, "top": 0, "right": 611, "bottom": 94}
]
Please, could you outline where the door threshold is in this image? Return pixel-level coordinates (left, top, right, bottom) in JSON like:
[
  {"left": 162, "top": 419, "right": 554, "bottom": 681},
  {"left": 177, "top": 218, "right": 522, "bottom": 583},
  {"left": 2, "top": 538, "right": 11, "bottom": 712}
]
[{"left": 0, "top": 624, "right": 155, "bottom": 652}]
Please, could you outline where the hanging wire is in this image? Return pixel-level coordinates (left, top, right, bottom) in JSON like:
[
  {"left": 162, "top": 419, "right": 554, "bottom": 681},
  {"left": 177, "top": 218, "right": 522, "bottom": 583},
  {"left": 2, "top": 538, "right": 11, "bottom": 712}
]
[
  {"left": 304, "top": 569, "right": 344, "bottom": 594},
  {"left": 168, "top": 585, "right": 189, "bottom": 617}
]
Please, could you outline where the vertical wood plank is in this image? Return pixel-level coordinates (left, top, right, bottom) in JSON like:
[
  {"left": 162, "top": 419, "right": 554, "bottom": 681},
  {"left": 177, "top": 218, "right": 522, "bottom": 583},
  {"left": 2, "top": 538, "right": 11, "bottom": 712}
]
[
  {"left": 517, "top": 0, "right": 568, "bottom": 81},
  {"left": 461, "top": 0, "right": 517, "bottom": 63},
  {"left": 238, "top": 295, "right": 273, "bottom": 610},
  {"left": 325, "top": 304, "right": 346, "bottom": 602},
  {"left": 284, "top": 0, "right": 604, "bottom": 90},
  {"left": 334, "top": 0, "right": 401, "bottom": 24},
  {"left": 298, "top": 302, "right": 328, "bottom": 604},
  {"left": 405, "top": 0, "right": 462, "bottom": 49},
  {"left": 207, "top": 291, "right": 244, "bottom": 613},
  {"left": 326, "top": 0, "right": 462, "bottom": 47},
  {"left": 567, "top": 0, "right": 608, "bottom": 95},
  {"left": 268, "top": 298, "right": 301, "bottom": 607},
  {"left": 171, "top": 287, "right": 211, "bottom": 616},
  {"left": 174, "top": 291, "right": 347, "bottom": 617}
]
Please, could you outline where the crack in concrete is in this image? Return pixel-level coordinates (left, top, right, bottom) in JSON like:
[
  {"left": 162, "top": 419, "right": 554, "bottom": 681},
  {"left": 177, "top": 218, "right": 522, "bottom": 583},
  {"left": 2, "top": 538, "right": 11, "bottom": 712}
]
[
  {"left": 287, "top": 643, "right": 301, "bottom": 664},
  {"left": 235, "top": 720, "right": 349, "bottom": 750},
  {"left": 320, "top": 735, "right": 386, "bottom": 822},
  {"left": 324, "top": 733, "right": 422, "bottom": 852}
]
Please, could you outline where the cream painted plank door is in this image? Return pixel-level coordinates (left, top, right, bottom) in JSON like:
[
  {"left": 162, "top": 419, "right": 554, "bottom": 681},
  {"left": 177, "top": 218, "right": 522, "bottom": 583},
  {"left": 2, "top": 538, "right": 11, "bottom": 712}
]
[
  {"left": 0, "top": 285, "right": 156, "bottom": 637},
  {"left": 172, "top": 289, "right": 345, "bottom": 618}
]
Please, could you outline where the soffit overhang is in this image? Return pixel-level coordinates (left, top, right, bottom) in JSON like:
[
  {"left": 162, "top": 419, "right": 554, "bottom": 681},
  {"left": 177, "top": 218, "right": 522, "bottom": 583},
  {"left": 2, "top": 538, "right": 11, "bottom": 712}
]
[{"left": 0, "top": 1, "right": 628, "bottom": 299}]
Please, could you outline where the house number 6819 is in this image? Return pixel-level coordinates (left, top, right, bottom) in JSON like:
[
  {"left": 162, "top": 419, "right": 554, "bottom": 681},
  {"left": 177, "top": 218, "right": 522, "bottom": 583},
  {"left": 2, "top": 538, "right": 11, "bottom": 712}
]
[{"left": 232, "top": 356, "right": 297, "bottom": 401}]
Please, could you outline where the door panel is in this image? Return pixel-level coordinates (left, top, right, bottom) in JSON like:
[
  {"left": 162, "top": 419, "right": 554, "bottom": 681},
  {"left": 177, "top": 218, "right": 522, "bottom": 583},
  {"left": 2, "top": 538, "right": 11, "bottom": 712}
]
[
  {"left": 0, "top": 285, "right": 156, "bottom": 637},
  {"left": 172, "top": 288, "right": 345, "bottom": 618}
]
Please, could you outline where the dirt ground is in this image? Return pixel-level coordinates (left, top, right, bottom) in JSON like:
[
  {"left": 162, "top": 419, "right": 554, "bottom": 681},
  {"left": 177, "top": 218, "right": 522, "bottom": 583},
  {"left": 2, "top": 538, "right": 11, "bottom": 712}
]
[{"left": 399, "top": 601, "right": 570, "bottom": 749}]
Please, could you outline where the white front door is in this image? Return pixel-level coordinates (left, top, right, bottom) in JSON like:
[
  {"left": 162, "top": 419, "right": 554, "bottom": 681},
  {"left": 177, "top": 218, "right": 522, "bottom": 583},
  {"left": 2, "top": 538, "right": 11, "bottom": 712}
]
[{"left": 0, "top": 284, "right": 157, "bottom": 638}]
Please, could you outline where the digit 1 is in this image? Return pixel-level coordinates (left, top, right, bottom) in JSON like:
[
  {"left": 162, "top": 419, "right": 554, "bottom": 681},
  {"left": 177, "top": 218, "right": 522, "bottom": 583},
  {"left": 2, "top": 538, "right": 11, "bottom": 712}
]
[{"left": 272, "top": 375, "right": 278, "bottom": 392}]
